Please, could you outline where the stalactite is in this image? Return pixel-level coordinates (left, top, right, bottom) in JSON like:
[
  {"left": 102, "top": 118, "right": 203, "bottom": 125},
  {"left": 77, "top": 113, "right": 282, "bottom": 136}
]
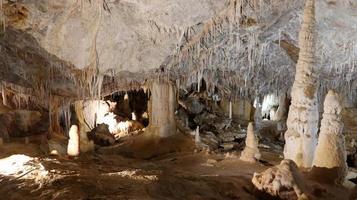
[{"left": 283, "top": 0, "right": 319, "bottom": 168}]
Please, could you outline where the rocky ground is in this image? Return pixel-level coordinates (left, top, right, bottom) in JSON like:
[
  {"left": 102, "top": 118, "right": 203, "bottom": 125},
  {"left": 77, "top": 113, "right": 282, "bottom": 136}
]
[{"left": 0, "top": 132, "right": 356, "bottom": 200}]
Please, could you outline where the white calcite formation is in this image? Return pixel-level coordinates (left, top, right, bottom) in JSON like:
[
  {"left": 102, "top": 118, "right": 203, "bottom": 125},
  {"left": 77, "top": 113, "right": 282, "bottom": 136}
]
[
  {"left": 147, "top": 79, "right": 176, "bottom": 137},
  {"left": 274, "top": 93, "right": 288, "bottom": 121},
  {"left": 312, "top": 90, "right": 348, "bottom": 184},
  {"left": 284, "top": 0, "right": 319, "bottom": 168},
  {"left": 252, "top": 159, "right": 308, "bottom": 200},
  {"left": 67, "top": 125, "right": 80, "bottom": 157},
  {"left": 240, "top": 122, "right": 261, "bottom": 163}
]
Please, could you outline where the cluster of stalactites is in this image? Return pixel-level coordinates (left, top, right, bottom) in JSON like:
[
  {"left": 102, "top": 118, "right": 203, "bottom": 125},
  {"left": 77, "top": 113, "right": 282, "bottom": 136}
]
[{"left": 167, "top": 0, "right": 301, "bottom": 100}]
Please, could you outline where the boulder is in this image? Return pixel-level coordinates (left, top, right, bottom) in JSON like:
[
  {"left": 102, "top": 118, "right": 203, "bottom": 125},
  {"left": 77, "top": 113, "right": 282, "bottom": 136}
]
[
  {"left": 252, "top": 159, "right": 309, "bottom": 200},
  {"left": 88, "top": 124, "right": 116, "bottom": 146}
]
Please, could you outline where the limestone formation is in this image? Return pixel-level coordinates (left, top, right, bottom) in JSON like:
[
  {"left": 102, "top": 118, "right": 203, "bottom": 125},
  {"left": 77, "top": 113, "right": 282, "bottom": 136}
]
[
  {"left": 67, "top": 125, "right": 80, "bottom": 157},
  {"left": 252, "top": 159, "right": 308, "bottom": 200},
  {"left": 79, "top": 128, "right": 95, "bottom": 153},
  {"left": 284, "top": 0, "right": 319, "bottom": 168},
  {"left": 147, "top": 79, "right": 176, "bottom": 137},
  {"left": 311, "top": 90, "right": 348, "bottom": 184},
  {"left": 273, "top": 93, "right": 288, "bottom": 121},
  {"left": 254, "top": 98, "right": 263, "bottom": 129},
  {"left": 240, "top": 122, "right": 261, "bottom": 163},
  {"left": 74, "top": 100, "right": 111, "bottom": 133}
]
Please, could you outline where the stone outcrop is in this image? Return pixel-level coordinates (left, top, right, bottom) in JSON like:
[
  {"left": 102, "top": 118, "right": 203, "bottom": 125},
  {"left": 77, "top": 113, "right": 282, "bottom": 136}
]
[
  {"left": 0, "top": 110, "right": 43, "bottom": 141},
  {"left": 240, "top": 122, "right": 261, "bottom": 163},
  {"left": 252, "top": 159, "right": 308, "bottom": 200},
  {"left": 284, "top": 0, "right": 319, "bottom": 168},
  {"left": 311, "top": 90, "right": 348, "bottom": 184}
]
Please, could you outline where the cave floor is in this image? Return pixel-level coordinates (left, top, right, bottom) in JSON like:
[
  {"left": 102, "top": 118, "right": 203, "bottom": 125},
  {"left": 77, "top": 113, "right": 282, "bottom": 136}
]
[{"left": 0, "top": 136, "right": 356, "bottom": 200}]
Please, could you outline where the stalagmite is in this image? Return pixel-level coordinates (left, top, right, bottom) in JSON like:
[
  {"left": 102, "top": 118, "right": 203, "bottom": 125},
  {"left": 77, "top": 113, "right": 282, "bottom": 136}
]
[
  {"left": 240, "top": 122, "right": 261, "bottom": 163},
  {"left": 67, "top": 125, "right": 80, "bottom": 157},
  {"left": 284, "top": 0, "right": 319, "bottom": 168},
  {"left": 195, "top": 126, "right": 200, "bottom": 143},
  {"left": 147, "top": 79, "right": 177, "bottom": 137},
  {"left": 229, "top": 100, "right": 233, "bottom": 119},
  {"left": 311, "top": 90, "right": 348, "bottom": 184}
]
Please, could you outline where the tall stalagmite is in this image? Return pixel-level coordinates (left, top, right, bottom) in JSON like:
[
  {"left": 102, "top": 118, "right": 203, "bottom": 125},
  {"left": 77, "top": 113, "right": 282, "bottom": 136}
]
[
  {"left": 283, "top": 0, "right": 319, "bottom": 168},
  {"left": 240, "top": 122, "right": 261, "bottom": 163},
  {"left": 148, "top": 79, "right": 176, "bottom": 137},
  {"left": 312, "top": 90, "right": 347, "bottom": 184}
]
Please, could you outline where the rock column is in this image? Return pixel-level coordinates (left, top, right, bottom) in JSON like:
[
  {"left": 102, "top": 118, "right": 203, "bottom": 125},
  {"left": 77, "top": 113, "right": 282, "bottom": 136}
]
[{"left": 148, "top": 79, "right": 176, "bottom": 137}]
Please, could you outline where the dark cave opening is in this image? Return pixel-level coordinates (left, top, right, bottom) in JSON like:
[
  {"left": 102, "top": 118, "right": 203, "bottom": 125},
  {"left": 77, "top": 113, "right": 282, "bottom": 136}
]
[{"left": 104, "top": 89, "right": 149, "bottom": 127}]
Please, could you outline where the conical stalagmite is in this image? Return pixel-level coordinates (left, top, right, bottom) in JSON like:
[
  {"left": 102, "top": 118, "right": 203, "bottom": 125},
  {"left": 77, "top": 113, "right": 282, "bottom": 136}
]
[
  {"left": 148, "top": 79, "right": 176, "bottom": 137},
  {"left": 312, "top": 90, "right": 348, "bottom": 184},
  {"left": 240, "top": 122, "right": 261, "bottom": 163},
  {"left": 284, "top": 0, "right": 319, "bottom": 168}
]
